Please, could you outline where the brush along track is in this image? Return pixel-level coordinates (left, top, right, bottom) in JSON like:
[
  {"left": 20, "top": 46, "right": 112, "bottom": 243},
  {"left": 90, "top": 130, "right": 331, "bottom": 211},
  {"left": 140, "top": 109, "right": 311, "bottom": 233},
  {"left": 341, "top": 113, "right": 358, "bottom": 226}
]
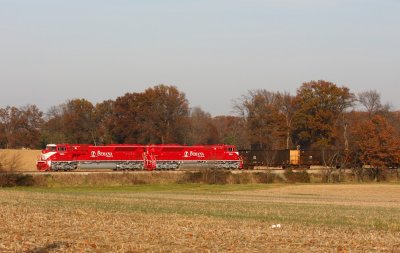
[{"left": 1, "top": 167, "right": 349, "bottom": 175}]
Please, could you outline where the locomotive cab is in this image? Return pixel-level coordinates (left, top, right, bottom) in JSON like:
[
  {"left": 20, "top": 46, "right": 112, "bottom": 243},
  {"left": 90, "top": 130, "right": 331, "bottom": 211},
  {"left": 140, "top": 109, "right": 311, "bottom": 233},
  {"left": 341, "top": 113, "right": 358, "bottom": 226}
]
[
  {"left": 57, "top": 145, "right": 67, "bottom": 152},
  {"left": 226, "top": 147, "right": 234, "bottom": 152},
  {"left": 224, "top": 145, "right": 243, "bottom": 169},
  {"left": 45, "top": 144, "right": 68, "bottom": 152},
  {"left": 224, "top": 145, "right": 240, "bottom": 156},
  {"left": 43, "top": 144, "right": 68, "bottom": 155},
  {"left": 55, "top": 145, "right": 68, "bottom": 155},
  {"left": 46, "top": 144, "right": 57, "bottom": 152},
  {"left": 36, "top": 144, "right": 59, "bottom": 171}
]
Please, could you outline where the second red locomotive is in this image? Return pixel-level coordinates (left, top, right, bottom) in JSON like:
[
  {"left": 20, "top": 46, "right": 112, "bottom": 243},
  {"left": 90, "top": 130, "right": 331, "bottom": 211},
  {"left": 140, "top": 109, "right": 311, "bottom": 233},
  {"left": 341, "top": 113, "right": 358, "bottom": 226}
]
[{"left": 36, "top": 144, "right": 243, "bottom": 171}]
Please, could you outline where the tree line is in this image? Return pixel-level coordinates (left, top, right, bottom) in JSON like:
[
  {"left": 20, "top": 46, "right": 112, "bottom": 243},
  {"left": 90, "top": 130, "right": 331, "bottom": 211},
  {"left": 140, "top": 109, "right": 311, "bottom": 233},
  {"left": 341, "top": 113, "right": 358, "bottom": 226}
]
[{"left": 1, "top": 81, "right": 400, "bottom": 170}]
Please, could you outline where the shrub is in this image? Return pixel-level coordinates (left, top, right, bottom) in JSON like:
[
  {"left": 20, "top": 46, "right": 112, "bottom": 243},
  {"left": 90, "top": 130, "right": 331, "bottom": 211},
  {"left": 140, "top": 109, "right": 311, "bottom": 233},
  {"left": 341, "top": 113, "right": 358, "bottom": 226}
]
[
  {"left": 231, "top": 173, "right": 253, "bottom": 184},
  {"left": 364, "top": 168, "right": 387, "bottom": 182},
  {"left": 181, "top": 171, "right": 203, "bottom": 183},
  {"left": 254, "top": 172, "right": 275, "bottom": 184},
  {"left": 321, "top": 170, "right": 342, "bottom": 183},
  {"left": 179, "top": 169, "right": 230, "bottom": 184},
  {"left": 0, "top": 174, "right": 34, "bottom": 187},
  {"left": 284, "top": 169, "right": 310, "bottom": 183}
]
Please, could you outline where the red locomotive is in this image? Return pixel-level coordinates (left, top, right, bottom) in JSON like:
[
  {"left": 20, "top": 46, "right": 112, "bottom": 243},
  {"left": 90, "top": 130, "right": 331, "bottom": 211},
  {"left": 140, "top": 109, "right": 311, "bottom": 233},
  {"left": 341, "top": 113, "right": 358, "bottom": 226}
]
[{"left": 36, "top": 144, "right": 243, "bottom": 171}]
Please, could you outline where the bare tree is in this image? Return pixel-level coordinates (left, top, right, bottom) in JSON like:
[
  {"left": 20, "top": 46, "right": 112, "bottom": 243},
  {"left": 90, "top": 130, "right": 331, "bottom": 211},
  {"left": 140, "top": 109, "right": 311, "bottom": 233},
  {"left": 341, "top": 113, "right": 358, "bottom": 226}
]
[
  {"left": 233, "top": 89, "right": 286, "bottom": 150},
  {"left": 358, "top": 90, "right": 382, "bottom": 118},
  {"left": 213, "top": 115, "right": 248, "bottom": 148},
  {"left": 276, "top": 92, "right": 296, "bottom": 149},
  {"left": 186, "top": 107, "right": 218, "bottom": 145}
]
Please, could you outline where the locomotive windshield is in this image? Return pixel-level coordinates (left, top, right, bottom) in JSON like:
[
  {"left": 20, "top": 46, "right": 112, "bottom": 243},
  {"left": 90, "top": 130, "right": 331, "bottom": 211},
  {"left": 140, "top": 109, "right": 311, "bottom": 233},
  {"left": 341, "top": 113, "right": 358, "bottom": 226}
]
[{"left": 46, "top": 144, "right": 57, "bottom": 152}]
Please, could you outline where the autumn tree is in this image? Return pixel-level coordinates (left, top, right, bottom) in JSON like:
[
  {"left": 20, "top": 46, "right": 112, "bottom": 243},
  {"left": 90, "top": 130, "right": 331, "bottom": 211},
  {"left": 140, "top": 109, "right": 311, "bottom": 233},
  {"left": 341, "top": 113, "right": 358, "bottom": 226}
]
[
  {"left": 213, "top": 115, "right": 248, "bottom": 148},
  {"left": 0, "top": 106, "right": 18, "bottom": 148},
  {"left": 41, "top": 105, "right": 66, "bottom": 144},
  {"left": 20, "top": 105, "right": 44, "bottom": 148},
  {"left": 291, "top": 80, "right": 355, "bottom": 150},
  {"left": 389, "top": 111, "right": 400, "bottom": 137},
  {"left": 106, "top": 85, "right": 189, "bottom": 144},
  {"left": 93, "top": 100, "right": 115, "bottom": 144},
  {"left": 234, "top": 89, "right": 286, "bottom": 149},
  {"left": 351, "top": 114, "right": 400, "bottom": 181},
  {"left": 0, "top": 105, "right": 43, "bottom": 149},
  {"left": 107, "top": 92, "right": 147, "bottom": 143},
  {"left": 142, "top": 85, "right": 189, "bottom": 144},
  {"left": 42, "top": 99, "right": 95, "bottom": 144},
  {"left": 186, "top": 107, "right": 218, "bottom": 145},
  {"left": 64, "top": 99, "right": 96, "bottom": 143}
]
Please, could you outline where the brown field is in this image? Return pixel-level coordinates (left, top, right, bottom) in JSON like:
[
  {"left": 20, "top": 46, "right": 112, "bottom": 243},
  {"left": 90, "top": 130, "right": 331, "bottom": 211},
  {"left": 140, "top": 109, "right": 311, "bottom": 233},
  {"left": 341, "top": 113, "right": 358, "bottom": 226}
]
[
  {"left": 0, "top": 149, "right": 41, "bottom": 171},
  {"left": 0, "top": 184, "right": 399, "bottom": 252}
]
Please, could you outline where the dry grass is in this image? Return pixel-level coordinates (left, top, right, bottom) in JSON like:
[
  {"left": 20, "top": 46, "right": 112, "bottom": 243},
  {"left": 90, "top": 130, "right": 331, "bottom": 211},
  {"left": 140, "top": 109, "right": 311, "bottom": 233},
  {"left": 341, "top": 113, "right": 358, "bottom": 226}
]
[
  {"left": 0, "top": 184, "right": 399, "bottom": 252},
  {"left": 0, "top": 149, "right": 41, "bottom": 171}
]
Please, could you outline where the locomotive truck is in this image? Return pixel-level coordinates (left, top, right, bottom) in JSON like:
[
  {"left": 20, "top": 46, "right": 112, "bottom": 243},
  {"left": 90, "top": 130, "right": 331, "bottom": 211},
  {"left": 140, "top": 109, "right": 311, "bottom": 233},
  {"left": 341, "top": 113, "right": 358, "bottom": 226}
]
[{"left": 36, "top": 143, "right": 243, "bottom": 171}]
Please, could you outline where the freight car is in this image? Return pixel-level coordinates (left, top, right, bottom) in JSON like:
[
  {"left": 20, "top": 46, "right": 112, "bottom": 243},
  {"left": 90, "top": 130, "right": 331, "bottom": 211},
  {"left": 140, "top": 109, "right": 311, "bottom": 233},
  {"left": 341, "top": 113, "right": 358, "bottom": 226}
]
[
  {"left": 239, "top": 149, "right": 344, "bottom": 169},
  {"left": 36, "top": 143, "right": 243, "bottom": 171}
]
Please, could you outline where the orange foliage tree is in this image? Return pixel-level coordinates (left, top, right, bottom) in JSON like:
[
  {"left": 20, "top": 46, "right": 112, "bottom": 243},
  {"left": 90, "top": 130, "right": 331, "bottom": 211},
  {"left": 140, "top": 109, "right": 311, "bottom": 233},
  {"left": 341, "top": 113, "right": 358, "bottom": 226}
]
[
  {"left": 351, "top": 114, "right": 400, "bottom": 180},
  {"left": 43, "top": 99, "right": 95, "bottom": 144},
  {"left": 291, "top": 80, "right": 355, "bottom": 150},
  {"left": 0, "top": 105, "right": 43, "bottom": 148},
  {"left": 93, "top": 99, "right": 115, "bottom": 145},
  {"left": 107, "top": 92, "right": 147, "bottom": 143},
  {"left": 106, "top": 85, "right": 189, "bottom": 144}
]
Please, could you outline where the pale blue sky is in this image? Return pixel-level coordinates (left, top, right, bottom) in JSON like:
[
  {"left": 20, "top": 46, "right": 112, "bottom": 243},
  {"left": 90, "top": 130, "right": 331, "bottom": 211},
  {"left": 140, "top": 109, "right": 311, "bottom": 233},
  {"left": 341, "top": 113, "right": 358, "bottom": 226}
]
[{"left": 1, "top": 0, "right": 399, "bottom": 115}]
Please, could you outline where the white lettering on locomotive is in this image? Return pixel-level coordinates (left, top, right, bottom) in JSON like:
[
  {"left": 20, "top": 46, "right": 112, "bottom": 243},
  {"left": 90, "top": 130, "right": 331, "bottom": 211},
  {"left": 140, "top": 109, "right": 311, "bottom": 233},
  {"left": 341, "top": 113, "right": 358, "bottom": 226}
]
[
  {"left": 90, "top": 150, "right": 113, "bottom": 158},
  {"left": 183, "top": 151, "right": 205, "bottom": 158}
]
